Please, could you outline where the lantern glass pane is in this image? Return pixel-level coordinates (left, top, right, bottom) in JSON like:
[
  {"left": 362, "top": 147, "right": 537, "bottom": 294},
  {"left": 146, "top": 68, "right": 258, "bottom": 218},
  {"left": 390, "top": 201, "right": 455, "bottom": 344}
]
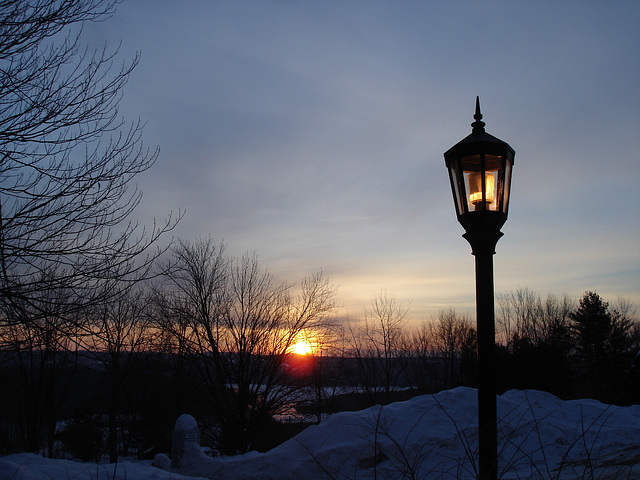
[
  {"left": 458, "top": 154, "right": 505, "bottom": 213},
  {"left": 465, "top": 170, "right": 498, "bottom": 212},
  {"left": 502, "top": 160, "right": 512, "bottom": 215},
  {"left": 448, "top": 163, "right": 465, "bottom": 215}
]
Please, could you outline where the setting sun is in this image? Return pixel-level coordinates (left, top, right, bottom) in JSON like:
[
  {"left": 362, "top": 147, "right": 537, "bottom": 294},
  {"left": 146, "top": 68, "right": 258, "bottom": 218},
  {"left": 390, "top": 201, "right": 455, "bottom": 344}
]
[{"left": 290, "top": 338, "right": 314, "bottom": 356}]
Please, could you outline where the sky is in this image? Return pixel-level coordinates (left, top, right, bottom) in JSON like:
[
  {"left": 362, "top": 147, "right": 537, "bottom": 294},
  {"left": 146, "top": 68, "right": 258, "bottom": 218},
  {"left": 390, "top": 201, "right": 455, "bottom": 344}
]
[{"left": 83, "top": 0, "right": 640, "bottom": 324}]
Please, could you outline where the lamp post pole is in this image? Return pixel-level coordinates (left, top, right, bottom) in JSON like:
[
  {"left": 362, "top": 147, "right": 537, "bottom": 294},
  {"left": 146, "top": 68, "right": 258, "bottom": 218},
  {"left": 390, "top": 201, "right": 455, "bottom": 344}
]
[
  {"left": 466, "top": 228, "right": 500, "bottom": 480},
  {"left": 443, "top": 98, "right": 515, "bottom": 480}
]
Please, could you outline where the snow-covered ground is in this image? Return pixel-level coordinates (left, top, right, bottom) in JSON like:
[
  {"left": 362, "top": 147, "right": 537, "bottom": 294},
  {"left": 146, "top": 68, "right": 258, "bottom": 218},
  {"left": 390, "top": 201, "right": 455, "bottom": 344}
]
[{"left": 1, "top": 387, "right": 639, "bottom": 480}]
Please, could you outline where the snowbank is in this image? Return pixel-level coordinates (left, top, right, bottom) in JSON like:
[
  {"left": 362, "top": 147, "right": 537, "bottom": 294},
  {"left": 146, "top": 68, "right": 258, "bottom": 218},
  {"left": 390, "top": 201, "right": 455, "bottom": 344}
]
[
  {"left": 0, "top": 453, "right": 206, "bottom": 480},
  {"left": 1, "top": 387, "right": 639, "bottom": 480},
  {"left": 177, "top": 387, "right": 640, "bottom": 479}
]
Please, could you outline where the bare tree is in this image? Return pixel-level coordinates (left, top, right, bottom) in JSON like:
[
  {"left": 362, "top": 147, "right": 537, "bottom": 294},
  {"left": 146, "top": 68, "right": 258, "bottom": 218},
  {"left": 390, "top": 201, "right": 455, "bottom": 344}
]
[
  {"left": 497, "top": 288, "right": 573, "bottom": 348},
  {"left": 497, "top": 288, "right": 544, "bottom": 346},
  {"left": 153, "top": 238, "right": 337, "bottom": 454},
  {"left": 407, "top": 309, "right": 476, "bottom": 393},
  {"left": 608, "top": 297, "right": 638, "bottom": 402},
  {"left": 408, "top": 321, "right": 437, "bottom": 393},
  {"left": 0, "top": 280, "right": 84, "bottom": 456},
  {"left": 307, "top": 317, "right": 346, "bottom": 423},
  {"left": 0, "top": 0, "right": 178, "bottom": 329},
  {"left": 349, "top": 290, "right": 410, "bottom": 405},
  {"left": 0, "top": 1, "right": 178, "bottom": 460},
  {"left": 83, "top": 286, "right": 156, "bottom": 462},
  {"left": 429, "top": 309, "right": 476, "bottom": 390},
  {"left": 496, "top": 289, "right": 574, "bottom": 395}
]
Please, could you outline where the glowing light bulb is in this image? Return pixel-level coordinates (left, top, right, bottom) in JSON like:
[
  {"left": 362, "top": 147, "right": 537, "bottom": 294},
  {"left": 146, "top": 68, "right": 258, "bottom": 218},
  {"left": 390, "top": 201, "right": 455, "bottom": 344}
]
[{"left": 468, "top": 172, "right": 495, "bottom": 206}]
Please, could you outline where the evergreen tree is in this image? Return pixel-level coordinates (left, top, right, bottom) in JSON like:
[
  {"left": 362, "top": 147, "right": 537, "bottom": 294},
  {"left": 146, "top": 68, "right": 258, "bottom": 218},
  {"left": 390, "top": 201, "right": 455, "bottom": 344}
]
[
  {"left": 570, "top": 291, "right": 611, "bottom": 397},
  {"left": 567, "top": 291, "right": 639, "bottom": 401}
]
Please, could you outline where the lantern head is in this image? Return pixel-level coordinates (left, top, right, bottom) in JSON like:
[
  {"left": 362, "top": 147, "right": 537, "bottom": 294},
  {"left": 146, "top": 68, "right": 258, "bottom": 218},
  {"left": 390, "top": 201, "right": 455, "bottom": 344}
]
[{"left": 444, "top": 97, "right": 515, "bottom": 248}]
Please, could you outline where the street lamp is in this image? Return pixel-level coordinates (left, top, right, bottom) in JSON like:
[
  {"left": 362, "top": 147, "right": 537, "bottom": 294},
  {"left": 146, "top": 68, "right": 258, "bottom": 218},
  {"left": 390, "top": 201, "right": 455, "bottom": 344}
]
[{"left": 444, "top": 97, "right": 515, "bottom": 480}]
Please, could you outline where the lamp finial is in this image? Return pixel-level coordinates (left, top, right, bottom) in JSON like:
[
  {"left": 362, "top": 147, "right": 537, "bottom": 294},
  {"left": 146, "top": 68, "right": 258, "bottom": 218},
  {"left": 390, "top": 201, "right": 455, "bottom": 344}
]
[{"left": 472, "top": 96, "right": 486, "bottom": 134}]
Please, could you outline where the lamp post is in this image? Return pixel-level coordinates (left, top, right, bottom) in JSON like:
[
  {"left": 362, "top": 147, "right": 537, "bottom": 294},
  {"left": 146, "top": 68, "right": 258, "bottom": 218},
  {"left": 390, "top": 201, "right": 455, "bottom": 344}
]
[{"left": 443, "top": 97, "right": 515, "bottom": 480}]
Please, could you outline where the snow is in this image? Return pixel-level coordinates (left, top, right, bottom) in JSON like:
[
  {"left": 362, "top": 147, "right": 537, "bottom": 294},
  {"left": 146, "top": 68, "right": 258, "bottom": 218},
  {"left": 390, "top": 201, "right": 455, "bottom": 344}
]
[
  {"left": 1, "top": 387, "right": 639, "bottom": 480},
  {"left": 174, "top": 414, "right": 198, "bottom": 432},
  {"left": 0, "top": 453, "right": 206, "bottom": 480}
]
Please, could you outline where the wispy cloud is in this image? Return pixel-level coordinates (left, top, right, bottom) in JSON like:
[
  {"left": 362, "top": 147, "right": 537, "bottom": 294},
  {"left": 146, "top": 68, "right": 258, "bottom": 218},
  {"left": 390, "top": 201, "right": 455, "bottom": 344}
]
[{"left": 89, "top": 0, "right": 640, "bottom": 321}]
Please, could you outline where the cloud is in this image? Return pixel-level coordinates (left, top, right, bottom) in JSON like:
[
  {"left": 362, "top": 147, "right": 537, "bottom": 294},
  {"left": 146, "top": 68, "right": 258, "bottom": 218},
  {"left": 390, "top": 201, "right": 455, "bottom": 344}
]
[{"left": 89, "top": 0, "right": 640, "bottom": 321}]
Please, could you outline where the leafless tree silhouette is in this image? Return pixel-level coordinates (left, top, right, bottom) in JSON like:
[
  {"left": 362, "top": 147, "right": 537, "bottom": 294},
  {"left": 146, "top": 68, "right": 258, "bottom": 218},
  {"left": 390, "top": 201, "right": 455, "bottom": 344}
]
[
  {"left": 0, "top": 0, "right": 178, "bottom": 329},
  {"left": 349, "top": 290, "right": 410, "bottom": 404},
  {"left": 153, "top": 237, "right": 337, "bottom": 454}
]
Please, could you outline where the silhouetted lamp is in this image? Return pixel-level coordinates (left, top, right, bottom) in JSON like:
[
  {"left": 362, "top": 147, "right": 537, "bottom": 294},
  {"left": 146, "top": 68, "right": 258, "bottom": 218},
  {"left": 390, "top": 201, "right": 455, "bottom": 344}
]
[
  {"left": 444, "top": 97, "right": 514, "bottom": 254},
  {"left": 443, "top": 97, "right": 515, "bottom": 480}
]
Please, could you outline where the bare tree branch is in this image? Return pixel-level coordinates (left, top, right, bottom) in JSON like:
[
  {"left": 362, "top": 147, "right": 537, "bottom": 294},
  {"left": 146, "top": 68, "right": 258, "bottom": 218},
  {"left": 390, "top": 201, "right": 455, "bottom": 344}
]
[{"left": 0, "top": 0, "right": 180, "bottom": 326}]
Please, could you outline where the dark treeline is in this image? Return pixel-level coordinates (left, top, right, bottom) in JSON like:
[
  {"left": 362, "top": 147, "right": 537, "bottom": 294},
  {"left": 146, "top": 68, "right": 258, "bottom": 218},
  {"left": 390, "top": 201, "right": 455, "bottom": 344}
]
[
  {"left": 0, "top": 236, "right": 338, "bottom": 459},
  {"left": 495, "top": 288, "right": 639, "bottom": 404},
  {"left": 1, "top": 250, "right": 638, "bottom": 461}
]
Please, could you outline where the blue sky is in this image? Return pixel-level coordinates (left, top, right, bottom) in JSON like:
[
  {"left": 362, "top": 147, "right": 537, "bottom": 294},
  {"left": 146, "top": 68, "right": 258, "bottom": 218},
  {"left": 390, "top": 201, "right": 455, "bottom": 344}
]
[{"left": 85, "top": 1, "right": 640, "bottom": 322}]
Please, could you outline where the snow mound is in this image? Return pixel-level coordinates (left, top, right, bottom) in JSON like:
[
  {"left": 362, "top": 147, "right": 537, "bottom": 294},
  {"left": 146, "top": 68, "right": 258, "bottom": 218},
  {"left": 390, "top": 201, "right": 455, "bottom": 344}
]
[
  {"left": 1, "top": 388, "right": 639, "bottom": 480},
  {"left": 0, "top": 453, "right": 207, "bottom": 480},
  {"left": 178, "top": 387, "right": 640, "bottom": 480},
  {"left": 175, "top": 414, "right": 199, "bottom": 431}
]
